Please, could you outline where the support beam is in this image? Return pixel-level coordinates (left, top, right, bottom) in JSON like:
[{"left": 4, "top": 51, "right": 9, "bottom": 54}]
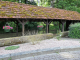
[
  {"left": 22, "top": 20, "right": 24, "bottom": 36},
  {"left": 59, "top": 22, "right": 61, "bottom": 31},
  {"left": 45, "top": 20, "right": 52, "bottom": 33},
  {"left": 16, "top": 21, "right": 19, "bottom": 36},
  {"left": 17, "top": 19, "right": 27, "bottom": 36},
  {"left": 46, "top": 20, "right": 49, "bottom": 33},
  {"left": 61, "top": 21, "right": 66, "bottom": 32}
]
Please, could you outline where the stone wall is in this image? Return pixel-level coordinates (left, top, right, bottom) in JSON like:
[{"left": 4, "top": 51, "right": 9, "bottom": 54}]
[{"left": 0, "top": 33, "right": 53, "bottom": 46}]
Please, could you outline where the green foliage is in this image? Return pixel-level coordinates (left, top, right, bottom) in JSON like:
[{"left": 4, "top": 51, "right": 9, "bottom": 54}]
[
  {"left": 5, "top": 46, "right": 19, "bottom": 50},
  {"left": 2, "top": 0, "right": 37, "bottom": 5},
  {"left": 54, "top": 0, "right": 69, "bottom": 9},
  {"left": 26, "top": 1, "right": 37, "bottom": 5},
  {"left": 18, "top": 22, "right": 38, "bottom": 32},
  {"left": 68, "top": 23, "right": 80, "bottom": 38},
  {"left": 25, "top": 22, "right": 38, "bottom": 30},
  {"left": 54, "top": 0, "right": 80, "bottom": 13},
  {"left": 8, "top": 22, "right": 16, "bottom": 32}
]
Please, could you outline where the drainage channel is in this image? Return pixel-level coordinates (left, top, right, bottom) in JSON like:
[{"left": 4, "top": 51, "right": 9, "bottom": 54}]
[{"left": 0, "top": 46, "right": 80, "bottom": 60}]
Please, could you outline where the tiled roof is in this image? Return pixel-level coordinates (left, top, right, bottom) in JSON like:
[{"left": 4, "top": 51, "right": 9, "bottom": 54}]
[{"left": 0, "top": 1, "right": 80, "bottom": 20}]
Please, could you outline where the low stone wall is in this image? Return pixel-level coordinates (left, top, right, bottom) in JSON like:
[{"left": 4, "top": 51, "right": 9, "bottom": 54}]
[{"left": 0, "top": 33, "right": 53, "bottom": 47}]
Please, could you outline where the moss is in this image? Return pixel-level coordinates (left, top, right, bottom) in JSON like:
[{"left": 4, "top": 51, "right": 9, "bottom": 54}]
[
  {"left": 0, "top": 11, "right": 6, "bottom": 16},
  {"left": 28, "top": 7, "right": 37, "bottom": 11},
  {"left": 26, "top": 14, "right": 31, "bottom": 16},
  {"left": 7, "top": 15, "right": 13, "bottom": 18},
  {"left": 19, "top": 6, "right": 23, "bottom": 8},
  {"left": 14, "top": 13, "right": 17, "bottom": 16},
  {"left": 1, "top": 3, "right": 6, "bottom": 7},
  {"left": 0, "top": 5, "right": 2, "bottom": 9},
  {"left": 21, "top": 15, "right": 26, "bottom": 18},
  {"left": 11, "top": 11, "right": 14, "bottom": 13},
  {"left": 13, "top": 6, "right": 18, "bottom": 8}
]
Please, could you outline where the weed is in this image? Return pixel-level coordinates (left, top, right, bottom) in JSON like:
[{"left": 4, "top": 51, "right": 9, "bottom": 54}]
[{"left": 56, "top": 30, "right": 62, "bottom": 40}]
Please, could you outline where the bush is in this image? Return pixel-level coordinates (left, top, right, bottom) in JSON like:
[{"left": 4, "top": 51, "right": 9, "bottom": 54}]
[{"left": 68, "top": 23, "right": 80, "bottom": 38}]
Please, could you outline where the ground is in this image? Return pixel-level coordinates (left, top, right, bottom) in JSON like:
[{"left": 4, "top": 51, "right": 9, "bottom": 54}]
[{"left": 0, "top": 37, "right": 80, "bottom": 60}]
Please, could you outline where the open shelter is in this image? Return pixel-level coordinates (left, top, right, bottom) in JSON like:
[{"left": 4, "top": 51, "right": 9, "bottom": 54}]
[{"left": 0, "top": 1, "right": 80, "bottom": 36}]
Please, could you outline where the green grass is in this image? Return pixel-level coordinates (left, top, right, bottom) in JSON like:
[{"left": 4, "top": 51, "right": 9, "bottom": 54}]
[{"left": 5, "top": 46, "right": 19, "bottom": 50}]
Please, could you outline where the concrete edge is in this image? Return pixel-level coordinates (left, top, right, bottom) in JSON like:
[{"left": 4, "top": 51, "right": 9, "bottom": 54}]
[{"left": 0, "top": 45, "right": 80, "bottom": 59}]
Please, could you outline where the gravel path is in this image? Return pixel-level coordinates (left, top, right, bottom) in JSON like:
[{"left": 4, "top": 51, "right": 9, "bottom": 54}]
[{"left": 0, "top": 37, "right": 80, "bottom": 55}]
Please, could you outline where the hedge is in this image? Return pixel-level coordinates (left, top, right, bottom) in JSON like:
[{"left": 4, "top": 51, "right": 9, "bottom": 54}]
[{"left": 68, "top": 23, "right": 80, "bottom": 38}]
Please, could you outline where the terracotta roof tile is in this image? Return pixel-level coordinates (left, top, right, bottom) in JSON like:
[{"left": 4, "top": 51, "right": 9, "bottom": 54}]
[{"left": 0, "top": 1, "right": 80, "bottom": 20}]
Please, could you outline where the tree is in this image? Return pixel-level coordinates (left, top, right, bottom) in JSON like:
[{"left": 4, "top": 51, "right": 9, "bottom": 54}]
[{"left": 53, "top": 0, "right": 80, "bottom": 13}]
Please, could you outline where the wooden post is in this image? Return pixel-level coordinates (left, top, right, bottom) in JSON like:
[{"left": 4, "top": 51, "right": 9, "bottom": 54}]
[
  {"left": 17, "top": 19, "right": 27, "bottom": 36},
  {"left": 22, "top": 20, "right": 24, "bottom": 36},
  {"left": 59, "top": 22, "right": 60, "bottom": 31},
  {"left": 45, "top": 20, "right": 52, "bottom": 33},
  {"left": 16, "top": 21, "right": 18, "bottom": 36},
  {"left": 61, "top": 21, "right": 66, "bottom": 32},
  {"left": 46, "top": 20, "right": 49, "bottom": 33},
  {"left": 62, "top": 23, "right": 64, "bottom": 32}
]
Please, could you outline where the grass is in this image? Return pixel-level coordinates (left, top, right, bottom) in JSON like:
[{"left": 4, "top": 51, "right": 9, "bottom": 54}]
[{"left": 5, "top": 46, "right": 19, "bottom": 50}]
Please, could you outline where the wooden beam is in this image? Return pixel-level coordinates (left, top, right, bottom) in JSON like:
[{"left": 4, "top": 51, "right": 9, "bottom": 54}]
[
  {"left": 59, "top": 22, "right": 61, "bottom": 31},
  {"left": 17, "top": 19, "right": 23, "bottom": 24},
  {"left": 22, "top": 20, "right": 25, "bottom": 36},
  {"left": 16, "top": 21, "right": 19, "bottom": 36},
  {"left": 17, "top": 19, "right": 27, "bottom": 36},
  {"left": 45, "top": 20, "right": 52, "bottom": 33},
  {"left": 61, "top": 21, "right": 66, "bottom": 32},
  {"left": 44, "top": 20, "right": 52, "bottom": 25},
  {"left": 48, "top": 20, "right": 52, "bottom": 25},
  {"left": 46, "top": 20, "right": 49, "bottom": 33}
]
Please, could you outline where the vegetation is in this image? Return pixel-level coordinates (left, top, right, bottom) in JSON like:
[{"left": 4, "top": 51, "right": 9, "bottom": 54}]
[
  {"left": 54, "top": 0, "right": 80, "bottom": 13},
  {"left": 5, "top": 46, "right": 19, "bottom": 50},
  {"left": 68, "top": 23, "right": 80, "bottom": 38}
]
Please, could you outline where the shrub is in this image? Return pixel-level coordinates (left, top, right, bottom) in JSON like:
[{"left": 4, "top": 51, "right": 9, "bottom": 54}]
[{"left": 68, "top": 23, "right": 80, "bottom": 38}]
